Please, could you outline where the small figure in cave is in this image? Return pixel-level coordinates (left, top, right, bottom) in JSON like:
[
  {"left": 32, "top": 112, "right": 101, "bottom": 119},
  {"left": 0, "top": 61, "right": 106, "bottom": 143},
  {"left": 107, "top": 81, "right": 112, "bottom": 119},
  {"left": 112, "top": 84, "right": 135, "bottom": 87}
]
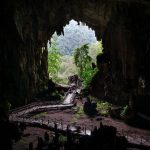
[
  {"left": 83, "top": 98, "right": 91, "bottom": 114},
  {"left": 84, "top": 126, "right": 87, "bottom": 134},
  {"left": 53, "top": 130, "right": 59, "bottom": 150},
  {"left": 66, "top": 127, "right": 72, "bottom": 148},
  {"left": 54, "top": 122, "right": 57, "bottom": 131},
  {"left": 76, "top": 126, "right": 81, "bottom": 133},
  {"left": 37, "top": 136, "right": 43, "bottom": 150},
  {"left": 67, "top": 124, "right": 70, "bottom": 131},
  {"left": 92, "top": 126, "right": 98, "bottom": 136},
  {"left": 44, "top": 131, "right": 49, "bottom": 142},
  {"left": 61, "top": 121, "right": 63, "bottom": 130},
  {"left": 99, "top": 121, "right": 103, "bottom": 129}
]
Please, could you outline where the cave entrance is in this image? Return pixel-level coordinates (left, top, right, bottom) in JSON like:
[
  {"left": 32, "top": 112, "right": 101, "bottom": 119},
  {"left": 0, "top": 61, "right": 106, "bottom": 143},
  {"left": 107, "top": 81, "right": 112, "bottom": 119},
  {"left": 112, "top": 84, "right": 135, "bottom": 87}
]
[{"left": 47, "top": 19, "right": 103, "bottom": 87}]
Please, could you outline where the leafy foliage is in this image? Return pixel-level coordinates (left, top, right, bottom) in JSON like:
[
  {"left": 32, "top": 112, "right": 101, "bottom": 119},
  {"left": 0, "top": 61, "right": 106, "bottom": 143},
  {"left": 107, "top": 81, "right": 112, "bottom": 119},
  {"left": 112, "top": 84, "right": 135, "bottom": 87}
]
[
  {"left": 89, "top": 41, "right": 103, "bottom": 63},
  {"left": 96, "top": 101, "right": 112, "bottom": 116},
  {"left": 120, "top": 105, "right": 130, "bottom": 116},
  {"left": 48, "top": 34, "right": 61, "bottom": 81},
  {"left": 47, "top": 20, "right": 103, "bottom": 85},
  {"left": 74, "top": 44, "right": 98, "bottom": 87},
  {"left": 74, "top": 44, "right": 91, "bottom": 76},
  {"left": 57, "top": 55, "right": 78, "bottom": 84},
  {"left": 75, "top": 105, "right": 84, "bottom": 118}
]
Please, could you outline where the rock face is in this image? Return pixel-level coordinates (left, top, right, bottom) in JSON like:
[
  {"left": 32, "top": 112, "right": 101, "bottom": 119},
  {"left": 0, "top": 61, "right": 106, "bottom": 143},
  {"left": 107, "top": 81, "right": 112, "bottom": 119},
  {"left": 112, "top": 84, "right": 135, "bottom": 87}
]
[
  {"left": 94, "top": 1, "right": 150, "bottom": 107},
  {"left": 0, "top": 0, "right": 150, "bottom": 108}
]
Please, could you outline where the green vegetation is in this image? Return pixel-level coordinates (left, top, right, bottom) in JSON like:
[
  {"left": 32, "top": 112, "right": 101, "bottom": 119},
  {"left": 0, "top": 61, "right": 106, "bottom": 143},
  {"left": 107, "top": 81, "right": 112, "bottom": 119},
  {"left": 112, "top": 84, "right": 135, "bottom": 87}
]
[
  {"left": 120, "top": 105, "right": 135, "bottom": 123},
  {"left": 88, "top": 96, "right": 112, "bottom": 116},
  {"left": 48, "top": 41, "right": 103, "bottom": 86},
  {"left": 51, "top": 90, "right": 64, "bottom": 101},
  {"left": 120, "top": 105, "right": 129, "bottom": 116},
  {"left": 59, "top": 135, "right": 67, "bottom": 143},
  {"left": 57, "top": 55, "right": 77, "bottom": 84},
  {"left": 89, "top": 41, "right": 103, "bottom": 63},
  {"left": 48, "top": 34, "right": 61, "bottom": 82},
  {"left": 56, "top": 20, "right": 97, "bottom": 55},
  {"left": 96, "top": 101, "right": 112, "bottom": 116},
  {"left": 74, "top": 44, "right": 98, "bottom": 87},
  {"left": 75, "top": 105, "right": 84, "bottom": 118},
  {"left": 54, "top": 41, "right": 103, "bottom": 85},
  {"left": 71, "top": 105, "right": 84, "bottom": 123},
  {"left": 47, "top": 20, "right": 103, "bottom": 86},
  {"left": 74, "top": 44, "right": 92, "bottom": 77},
  {"left": 18, "top": 139, "right": 28, "bottom": 145}
]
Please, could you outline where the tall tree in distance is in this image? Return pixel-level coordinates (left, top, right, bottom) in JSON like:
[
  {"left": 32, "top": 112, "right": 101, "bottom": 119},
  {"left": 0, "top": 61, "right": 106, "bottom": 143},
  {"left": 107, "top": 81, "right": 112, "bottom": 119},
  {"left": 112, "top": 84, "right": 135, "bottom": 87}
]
[
  {"left": 57, "top": 20, "right": 97, "bottom": 55},
  {"left": 48, "top": 33, "right": 61, "bottom": 80},
  {"left": 74, "top": 44, "right": 91, "bottom": 77},
  {"left": 74, "top": 44, "right": 97, "bottom": 87}
]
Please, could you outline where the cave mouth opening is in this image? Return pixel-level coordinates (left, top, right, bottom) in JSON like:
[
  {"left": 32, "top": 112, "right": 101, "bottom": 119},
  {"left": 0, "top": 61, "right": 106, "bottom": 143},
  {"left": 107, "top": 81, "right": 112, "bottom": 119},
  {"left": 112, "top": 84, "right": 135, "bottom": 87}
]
[{"left": 47, "top": 19, "right": 103, "bottom": 87}]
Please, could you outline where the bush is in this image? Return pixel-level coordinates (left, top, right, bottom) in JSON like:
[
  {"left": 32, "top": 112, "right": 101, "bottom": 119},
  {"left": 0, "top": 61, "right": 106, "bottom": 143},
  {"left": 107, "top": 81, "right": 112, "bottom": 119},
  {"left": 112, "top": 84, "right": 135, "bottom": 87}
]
[
  {"left": 96, "top": 101, "right": 112, "bottom": 116},
  {"left": 75, "top": 105, "right": 84, "bottom": 118}
]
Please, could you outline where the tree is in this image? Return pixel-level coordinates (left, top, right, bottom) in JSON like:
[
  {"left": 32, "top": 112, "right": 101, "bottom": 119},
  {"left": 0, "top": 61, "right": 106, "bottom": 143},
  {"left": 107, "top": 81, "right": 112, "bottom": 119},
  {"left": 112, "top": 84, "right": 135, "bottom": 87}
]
[
  {"left": 56, "top": 20, "right": 97, "bottom": 55},
  {"left": 47, "top": 21, "right": 103, "bottom": 85},
  {"left": 88, "top": 40, "right": 103, "bottom": 63},
  {"left": 74, "top": 44, "right": 91, "bottom": 77},
  {"left": 74, "top": 44, "right": 97, "bottom": 87},
  {"left": 48, "top": 34, "right": 61, "bottom": 79}
]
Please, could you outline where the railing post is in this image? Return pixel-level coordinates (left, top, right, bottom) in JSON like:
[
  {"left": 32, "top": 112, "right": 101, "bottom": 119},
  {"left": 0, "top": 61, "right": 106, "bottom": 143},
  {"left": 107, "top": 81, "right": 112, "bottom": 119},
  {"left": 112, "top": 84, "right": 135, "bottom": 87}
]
[
  {"left": 141, "top": 136, "right": 143, "bottom": 145},
  {"left": 126, "top": 131, "right": 129, "bottom": 140},
  {"left": 85, "top": 126, "right": 86, "bottom": 135},
  {"left": 61, "top": 122, "right": 63, "bottom": 130},
  {"left": 122, "top": 129, "right": 124, "bottom": 136}
]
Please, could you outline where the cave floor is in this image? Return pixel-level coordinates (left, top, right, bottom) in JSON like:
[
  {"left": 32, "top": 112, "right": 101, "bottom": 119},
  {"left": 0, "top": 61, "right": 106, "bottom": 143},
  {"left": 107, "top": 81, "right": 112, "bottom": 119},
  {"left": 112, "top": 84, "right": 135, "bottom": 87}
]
[{"left": 13, "top": 100, "right": 150, "bottom": 150}]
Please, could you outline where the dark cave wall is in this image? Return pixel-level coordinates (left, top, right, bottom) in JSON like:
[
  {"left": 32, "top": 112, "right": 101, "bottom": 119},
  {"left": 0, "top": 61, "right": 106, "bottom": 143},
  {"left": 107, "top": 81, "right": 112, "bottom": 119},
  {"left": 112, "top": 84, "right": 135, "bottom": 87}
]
[
  {"left": 89, "top": 1, "right": 150, "bottom": 107},
  {"left": 0, "top": 0, "right": 150, "bottom": 108},
  {"left": 104, "top": 2, "right": 150, "bottom": 103},
  {"left": 0, "top": 1, "right": 49, "bottom": 107}
]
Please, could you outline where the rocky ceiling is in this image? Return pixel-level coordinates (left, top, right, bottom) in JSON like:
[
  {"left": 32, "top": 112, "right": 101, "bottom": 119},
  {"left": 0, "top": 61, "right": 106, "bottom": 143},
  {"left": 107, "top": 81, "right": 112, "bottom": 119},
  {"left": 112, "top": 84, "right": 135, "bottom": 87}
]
[{"left": 0, "top": 0, "right": 150, "bottom": 108}]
